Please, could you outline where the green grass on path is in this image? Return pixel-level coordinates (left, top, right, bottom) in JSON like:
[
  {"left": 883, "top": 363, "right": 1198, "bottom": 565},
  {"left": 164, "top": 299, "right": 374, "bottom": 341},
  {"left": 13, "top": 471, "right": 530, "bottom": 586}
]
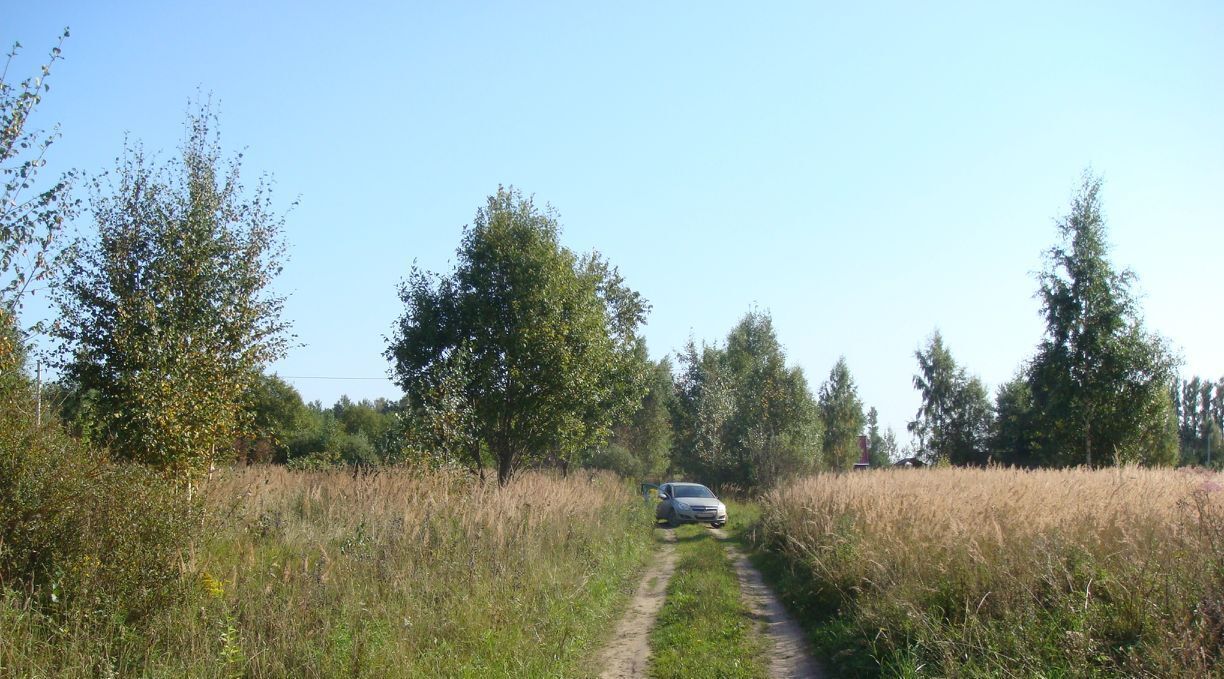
[{"left": 648, "top": 523, "right": 768, "bottom": 679}]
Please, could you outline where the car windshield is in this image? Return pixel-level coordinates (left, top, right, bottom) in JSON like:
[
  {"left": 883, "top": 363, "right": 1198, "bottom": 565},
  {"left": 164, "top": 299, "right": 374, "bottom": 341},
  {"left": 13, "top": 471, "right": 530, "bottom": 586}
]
[{"left": 672, "top": 485, "right": 715, "bottom": 499}]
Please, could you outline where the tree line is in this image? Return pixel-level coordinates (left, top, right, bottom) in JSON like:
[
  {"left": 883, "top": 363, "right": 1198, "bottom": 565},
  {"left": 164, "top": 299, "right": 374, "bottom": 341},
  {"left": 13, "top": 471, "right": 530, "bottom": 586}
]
[
  {"left": 1175, "top": 375, "right": 1224, "bottom": 466},
  {"left": 208, "top": 175, "right": 1218, "bottom": 487},
  {"left": 5, "top": 32, "right": 1221, "bottom": 495}
]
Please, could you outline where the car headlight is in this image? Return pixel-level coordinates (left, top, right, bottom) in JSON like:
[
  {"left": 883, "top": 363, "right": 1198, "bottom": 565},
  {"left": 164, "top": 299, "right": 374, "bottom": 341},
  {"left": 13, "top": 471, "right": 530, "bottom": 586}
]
[
  {"left": 718, "top": 503, "right": 726, "bottom": 513},
  {"left": 674, "top": 501, "right": 690, "bottom": 511}
]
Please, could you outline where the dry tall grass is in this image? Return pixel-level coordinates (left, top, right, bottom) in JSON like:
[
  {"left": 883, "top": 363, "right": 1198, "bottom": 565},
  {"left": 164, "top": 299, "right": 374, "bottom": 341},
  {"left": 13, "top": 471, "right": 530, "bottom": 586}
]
[
  {"left": 756, "top": 466, "right": 1224, "bottom": 677},
  {"left": 1, "top": 466, "right": 653, "bottom": 678}
]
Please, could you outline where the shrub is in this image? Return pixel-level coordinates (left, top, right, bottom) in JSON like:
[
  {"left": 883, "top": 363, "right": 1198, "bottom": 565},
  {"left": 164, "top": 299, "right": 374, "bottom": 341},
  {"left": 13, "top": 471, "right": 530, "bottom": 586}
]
[
  {"left": 285, "top": 447, "right": 343, "bottom": 470},
  {"left": 0, "top": 364, "right": 191, "bottom": 623},
  {"left": 583, "top": 442, "right": 645, "bottom": 479}
]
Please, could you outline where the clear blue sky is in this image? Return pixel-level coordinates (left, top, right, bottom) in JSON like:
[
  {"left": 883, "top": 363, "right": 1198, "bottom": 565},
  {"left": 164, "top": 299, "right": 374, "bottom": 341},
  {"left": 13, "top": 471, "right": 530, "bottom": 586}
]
[{"left": 10, "top": 2, "right": 1223, "bottom": 444}]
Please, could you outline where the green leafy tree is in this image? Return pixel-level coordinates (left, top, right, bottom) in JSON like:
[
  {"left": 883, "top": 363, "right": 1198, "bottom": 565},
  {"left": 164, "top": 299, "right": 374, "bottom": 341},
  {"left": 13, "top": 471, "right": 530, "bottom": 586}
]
[
  {"left": 332, "top": 396, "right": 396, "bottom": 443},
  {"left": 399, "top": 346, "right": 487, "bottom": 474},
  {"left": 953, "top": 376, "right": 995, "bottom": 464},
  {"left": 1216, "top": 380, "right": 1224, "bottom": 431},
  {"left": 53, "top": 105, "right": 291, "bottom": 483},
  {"left": 0, "top": 29, "right": 77, "bottom": 386},
  {"left": 865, "top": 406, "right": 898, "bottom": 466},
  {"left": 866, "top": 406, "right": 882, "bottom": 455},
  {"left": 909, "top": 331, "right": 995, "bottom": 465},
  {"left": 877, "top": 428, "right": 900, "bottom": 466},
  {"left": 818, "top": 357, "right": 865, "bottom": 471},
  {"left": 621, "top": 355, "right": 675, "bottom": 478},
  {"left": 672, "top": 339, "right": 736, "bottom": 482},
  {"left": 725, "top": 312, "right": 820, "bottom": 487},
  {"left": 1180, "top": 377, "right": 1201, "bottom": 452},
  {"left": 586, "top": 350, "right": 674, "bottom": 479},
  {"left": 281, "top": 399, "right": 387, "bottom": 467},
  {"left": 1204, "top": 420, "right": 1224, "bottom": 469},
  {"left": 386, "top": 187, "right": 648, "bottom": 485},
  {"left": 238, "top": 373, "right": 308, "bottom": 463},
  {"left": 1026, "top": 174, "right": 1178, "bottom": 466},
  {"left": 1173, "top": 375, "right": 1224, "bottom": 466},
  {"left": 328, "top": 396, "right": 404, "bottom": 465},
  {"left": 1198, "top": 379, "right": 1219, "bottom": 464},
  {"left": 908, "top": 331, "right": 956, "bottom": 459},
  {"left": 993, "top": 375, "right": 1037, "bottom": 466},
  {"left": 672, "top": 311, "right": 819, "bottom": 488},
  {"left": 1, "top": 29, "right": 78, "bottom": 322},
  {"left": 1, "top": 36, "right": 192, "bottom": 621},
  {"left": 43, "top": 377, "right": 101, "bottom": 443}
]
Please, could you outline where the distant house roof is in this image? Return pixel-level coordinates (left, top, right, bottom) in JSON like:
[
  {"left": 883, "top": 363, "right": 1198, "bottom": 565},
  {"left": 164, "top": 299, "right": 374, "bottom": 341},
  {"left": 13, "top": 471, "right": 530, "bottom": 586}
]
[{"left": 893, "top": 456, "right": 925, "bottom": 468}]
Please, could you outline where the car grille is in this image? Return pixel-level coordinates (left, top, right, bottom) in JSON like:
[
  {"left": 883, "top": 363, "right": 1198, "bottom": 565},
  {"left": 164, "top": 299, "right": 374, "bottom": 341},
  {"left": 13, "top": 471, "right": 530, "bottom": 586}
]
[{"left": 688, "top": 505, "right": 716, "bottom": 512}]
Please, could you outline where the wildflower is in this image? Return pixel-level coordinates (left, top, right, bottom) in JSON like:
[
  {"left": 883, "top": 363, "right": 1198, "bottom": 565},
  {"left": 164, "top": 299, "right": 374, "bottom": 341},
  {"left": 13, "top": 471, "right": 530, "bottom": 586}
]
[{"left": 200, "top": 572, "right": 225, "bottom": 598}]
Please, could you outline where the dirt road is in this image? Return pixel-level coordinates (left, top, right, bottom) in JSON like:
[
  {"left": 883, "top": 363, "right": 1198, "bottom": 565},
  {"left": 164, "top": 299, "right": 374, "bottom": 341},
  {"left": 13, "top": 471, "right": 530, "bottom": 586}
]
[
  {"left": 597, "top": 529, "right": 678, "bottom": 679},
  {"left": 598, "top": 526, "right": 821, "bottom": 678}
]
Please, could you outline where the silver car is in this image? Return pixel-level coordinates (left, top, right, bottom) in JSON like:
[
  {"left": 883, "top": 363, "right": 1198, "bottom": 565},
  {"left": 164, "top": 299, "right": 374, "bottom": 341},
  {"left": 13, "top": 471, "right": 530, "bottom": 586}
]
[{"left": 655, "top": 482, "right": 727, "bottom": 528}]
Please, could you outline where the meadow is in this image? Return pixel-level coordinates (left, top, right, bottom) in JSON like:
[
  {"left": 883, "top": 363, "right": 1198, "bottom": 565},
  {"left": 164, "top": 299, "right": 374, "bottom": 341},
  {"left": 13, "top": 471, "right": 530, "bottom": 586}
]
[
  {"left": 1, "top": 467, "right": 653, "bottom": 678},
  {"left": 753, "top": 466, "right": 1224, "bottom": 677}
]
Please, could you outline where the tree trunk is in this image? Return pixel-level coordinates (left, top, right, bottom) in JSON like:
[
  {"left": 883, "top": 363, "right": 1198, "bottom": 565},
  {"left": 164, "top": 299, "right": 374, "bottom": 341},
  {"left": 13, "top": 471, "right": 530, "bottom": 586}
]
[
  {"left": 1085, "top": 419, "right": 1092, "bottom": 468},
  {"left": 497, "top": 449, "right": 515, "bottom": 486},
  {"left": 467, "top": 442, "right": 485, "bottom": 484}
]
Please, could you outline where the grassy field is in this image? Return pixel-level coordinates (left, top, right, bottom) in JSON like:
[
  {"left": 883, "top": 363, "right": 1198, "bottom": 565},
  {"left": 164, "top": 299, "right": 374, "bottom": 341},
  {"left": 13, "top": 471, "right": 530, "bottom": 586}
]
[
  {"left": 1, "top": 467, "right": 655, "bottom": 677},
  {"left": 649, "top": 523, "right": 767, "bottom": 679},
  {"left": 12, "top": 464, "right": 1217, "bottom": 677},
  {"left": 751, "top": 466, "right": 1224, "bottom": 677}
]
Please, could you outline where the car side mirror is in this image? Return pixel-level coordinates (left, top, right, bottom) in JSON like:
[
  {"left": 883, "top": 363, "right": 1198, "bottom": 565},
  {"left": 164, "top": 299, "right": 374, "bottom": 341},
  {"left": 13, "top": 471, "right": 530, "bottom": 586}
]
[{"left": 658, "top": 493, "right": 668, "bottom": 500}]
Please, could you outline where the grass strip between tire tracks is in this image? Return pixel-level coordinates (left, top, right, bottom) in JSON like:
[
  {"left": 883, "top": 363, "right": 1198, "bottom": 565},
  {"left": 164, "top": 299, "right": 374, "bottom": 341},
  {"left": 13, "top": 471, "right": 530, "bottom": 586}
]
[{"left": 648, "top": 522, "right": 768, "bottom": 679}]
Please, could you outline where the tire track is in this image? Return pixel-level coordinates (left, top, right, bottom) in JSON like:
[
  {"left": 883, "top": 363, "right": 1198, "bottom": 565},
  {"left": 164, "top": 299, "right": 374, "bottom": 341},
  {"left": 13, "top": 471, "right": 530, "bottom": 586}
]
[
  {"left": 711, "top": 528, "right": 824, "bottom": 679},
  {"left": 597, "top": 528, "right": 678, "bottom": 678}
]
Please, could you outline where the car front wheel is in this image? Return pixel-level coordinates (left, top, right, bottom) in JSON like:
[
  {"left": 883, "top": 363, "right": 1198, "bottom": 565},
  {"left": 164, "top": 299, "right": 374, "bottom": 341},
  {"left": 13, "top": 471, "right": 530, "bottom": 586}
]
[{"left": 666, "top": 507, "right": 680, "bottom": 528}]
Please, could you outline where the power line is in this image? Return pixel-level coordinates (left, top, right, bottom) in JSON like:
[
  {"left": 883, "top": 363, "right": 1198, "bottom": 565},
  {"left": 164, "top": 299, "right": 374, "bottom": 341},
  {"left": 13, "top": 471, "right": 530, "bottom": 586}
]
[{"left": 279, "top": 375, "right": 393, "bottom": 381}]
